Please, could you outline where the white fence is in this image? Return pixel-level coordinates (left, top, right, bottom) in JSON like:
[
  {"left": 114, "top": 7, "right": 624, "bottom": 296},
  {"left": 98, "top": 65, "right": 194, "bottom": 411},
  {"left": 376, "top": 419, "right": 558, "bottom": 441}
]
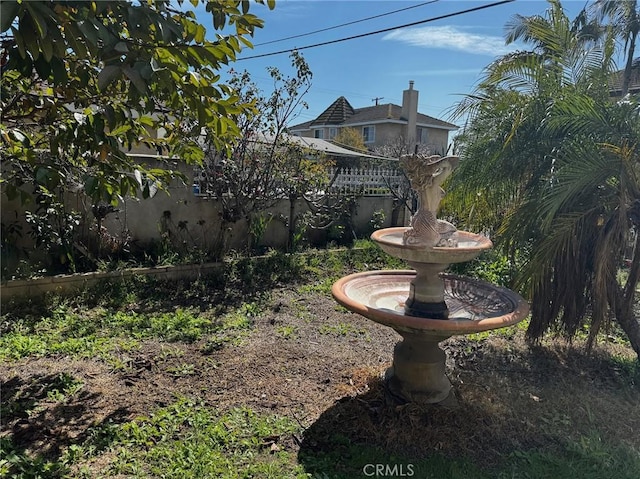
[
  {"left": 193, "top": 166, "right": 410, "bottom": 197},
  {"left": 327, "top": 167, "right": 409, "bottom": 196}
]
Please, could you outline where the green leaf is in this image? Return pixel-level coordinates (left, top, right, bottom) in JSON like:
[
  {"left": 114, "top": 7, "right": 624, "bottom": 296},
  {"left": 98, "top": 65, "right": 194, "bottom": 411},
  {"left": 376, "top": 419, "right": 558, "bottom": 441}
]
[
  {"left": 50, "top": 57, "right": 68, "bottom": 85},
  {"left": 97, "top": 65, "right": 121, "bottom": 91},
  {"left": 195, "top": 24, "right": 205, "bottom": 43},
  {"left": 84, "top": 176, "right": 98, "bottom": 196},
  {"left": 0, "top": 1, "right": 20, "bottom": 32},
  {"left": 34, "top": 55, "right": 51, "bottom": 79},
  {"left": 65, "top": 23, "right": 89, "bottom": 58},
  {"left": 139, "top": 62, "right": 154, "bottom": 81},
  {"left": 22, "top": 19, "right": 41, "bottom": 59},
  {"left": 20, "top": 190, "right": 32, "bottom": 205},
  {"left": 122, "top": 66, "right": 147, "bottom": 94},
  {"left": 120, "top": 177, "right": 130, "bottom": 197},
  {"left": 109, "top": 124, "right": 132, "bottom": 136},
  {"left": 11, "top": 27, "right": 26, "bottom": 58},
  {"left": 138, "top": 116, "right": 155, "bottom": 127},
  {"left": 35, "top": 167, "right": 50, "bottom": 184},
  {"left": 8, "top": 129, "right": 30, "bottom": 146},
  {"left": 77, "top": 19, "right": 98, "bottom": 47},
  {"left": 38, "top": 34, "right": 53, "bottom": 62},
  {"left": 24, "top": 2, "right": 47, "bottom": 38}
]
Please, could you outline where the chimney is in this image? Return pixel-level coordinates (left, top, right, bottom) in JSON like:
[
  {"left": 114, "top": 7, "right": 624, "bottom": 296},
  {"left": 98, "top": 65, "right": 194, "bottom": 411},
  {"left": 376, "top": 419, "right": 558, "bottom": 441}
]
[{"left": 402, "top": 81, "right": 418, "bottom": 149}]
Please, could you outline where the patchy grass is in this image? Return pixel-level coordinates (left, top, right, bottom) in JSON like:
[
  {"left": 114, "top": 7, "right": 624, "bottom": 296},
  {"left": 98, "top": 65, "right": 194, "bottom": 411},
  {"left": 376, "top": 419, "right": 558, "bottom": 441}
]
[{"left": 1, "top": 245, "right": 639, "bottom": 478}]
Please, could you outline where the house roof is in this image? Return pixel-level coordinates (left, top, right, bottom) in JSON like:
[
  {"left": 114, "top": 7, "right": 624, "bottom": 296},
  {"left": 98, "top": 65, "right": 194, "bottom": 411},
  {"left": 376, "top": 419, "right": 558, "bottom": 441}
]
[
  {"left": 290, "top": 99, "right": 458, "bottom": 131},
  {"left": 609, "top": 68, "right": 640, "bottom": 96},
  {"left": 347, "top": 103, "right": 457, "bottom": 129},
  {"left": 254, "top": 133, "right": 396, "bottom": 160},
  {"left": 310, "top": 96, "right": 355, "bottom": 126}
]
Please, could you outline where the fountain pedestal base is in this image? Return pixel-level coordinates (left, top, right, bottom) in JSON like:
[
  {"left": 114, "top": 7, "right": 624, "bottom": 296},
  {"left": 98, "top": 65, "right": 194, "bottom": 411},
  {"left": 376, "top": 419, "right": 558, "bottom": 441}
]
[
  {"left": 404, "top": 299, "right": 448, "bottom": 319},
  {"left": 384, "top": 332, "right": 453, "bottom": 404}
]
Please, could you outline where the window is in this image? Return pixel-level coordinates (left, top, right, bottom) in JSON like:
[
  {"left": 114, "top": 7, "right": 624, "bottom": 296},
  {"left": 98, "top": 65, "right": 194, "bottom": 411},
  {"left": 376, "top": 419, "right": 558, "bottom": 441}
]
[
  {"left": 417, "top": 127, "right": 428, "bottom": 144},
  {"left": 329, "top": 127, "right": 337, "bottom": 140},
  {"left": 314, "top": 129, "right": 324, "bottom": 139},
  {"left": 362, "top": 126, "right": 375, "bottom": 143}
]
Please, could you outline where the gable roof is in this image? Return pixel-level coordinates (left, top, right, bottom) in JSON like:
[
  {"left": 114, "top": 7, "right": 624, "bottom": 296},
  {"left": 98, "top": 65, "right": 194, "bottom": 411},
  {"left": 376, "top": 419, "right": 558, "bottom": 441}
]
[{"left": 290, "top": 99, "right": 457, "bottom": 131}]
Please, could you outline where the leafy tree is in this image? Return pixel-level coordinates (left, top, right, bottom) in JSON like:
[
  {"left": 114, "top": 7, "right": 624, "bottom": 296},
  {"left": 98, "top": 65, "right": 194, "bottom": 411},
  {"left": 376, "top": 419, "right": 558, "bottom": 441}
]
[
  {"left": 200, "top": 51, "right": 333, "bottom": 254},
  {"left": 447, "top": 0, "right": 640, "bottom": 358},
  {"left": 1, "top": 0, "right": 273, "bottom": 203},
  {"left": 333, "top": 127, "right": 367, "bottom": 153},
  {"left": 0, "top": 0, "right": 273, "bottom": 271}
]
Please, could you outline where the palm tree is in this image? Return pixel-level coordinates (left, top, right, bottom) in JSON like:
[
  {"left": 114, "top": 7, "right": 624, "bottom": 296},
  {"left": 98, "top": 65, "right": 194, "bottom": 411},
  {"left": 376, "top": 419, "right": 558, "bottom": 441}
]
[
  {"left": 526, "top": 95, "right": 640, "bottom": 354},
  {"left": 590, "top": 0, "right": 640, "bottom": 97},
  {"left": 447, "top": 0, "right": 640, "bottom": 357},
  {"left": 447, "top": 0, "right": 611, "bottom": 236}
]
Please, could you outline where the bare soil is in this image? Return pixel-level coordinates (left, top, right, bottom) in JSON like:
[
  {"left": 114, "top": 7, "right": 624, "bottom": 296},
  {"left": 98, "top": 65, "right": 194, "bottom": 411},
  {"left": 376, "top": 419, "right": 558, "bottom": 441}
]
[{"left": 2, "top": 285, "right": 639, "bottom": 473}]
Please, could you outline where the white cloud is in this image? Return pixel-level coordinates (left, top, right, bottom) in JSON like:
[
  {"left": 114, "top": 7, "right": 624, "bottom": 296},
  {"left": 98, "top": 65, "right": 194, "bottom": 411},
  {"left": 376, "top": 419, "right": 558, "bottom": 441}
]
[{"left": 382, "top": 26, "right": 517, "bottom": 56}]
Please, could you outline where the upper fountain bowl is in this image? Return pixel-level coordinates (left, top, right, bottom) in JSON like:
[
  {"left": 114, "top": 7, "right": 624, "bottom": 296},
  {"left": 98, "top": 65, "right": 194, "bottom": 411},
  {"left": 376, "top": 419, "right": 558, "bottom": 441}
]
[{"left": 371, "top": 227, "right": 492, "bottom": 264}]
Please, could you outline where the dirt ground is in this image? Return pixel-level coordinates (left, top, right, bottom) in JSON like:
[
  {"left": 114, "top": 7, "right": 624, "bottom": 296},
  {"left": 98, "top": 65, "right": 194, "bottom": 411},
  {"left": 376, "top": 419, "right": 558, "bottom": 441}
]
[{"left": 1, "top": 285, "right": 639, "bottom": 472}]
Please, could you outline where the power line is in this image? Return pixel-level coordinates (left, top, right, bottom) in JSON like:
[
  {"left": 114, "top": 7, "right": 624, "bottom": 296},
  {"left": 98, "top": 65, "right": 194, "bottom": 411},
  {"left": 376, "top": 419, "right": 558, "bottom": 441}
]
[
  {"left": 254, "top": 1, "right": 440, "bottom": 47},
  {"left": 237, "top": 0, "right": 515, "bottom": 61}
]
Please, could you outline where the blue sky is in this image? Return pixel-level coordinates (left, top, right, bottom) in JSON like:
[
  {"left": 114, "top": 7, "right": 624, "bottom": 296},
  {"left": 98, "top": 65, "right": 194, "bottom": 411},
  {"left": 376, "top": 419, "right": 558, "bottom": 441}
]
[{"left": 197, "top": 0, "right": 594, "bottom": 128}]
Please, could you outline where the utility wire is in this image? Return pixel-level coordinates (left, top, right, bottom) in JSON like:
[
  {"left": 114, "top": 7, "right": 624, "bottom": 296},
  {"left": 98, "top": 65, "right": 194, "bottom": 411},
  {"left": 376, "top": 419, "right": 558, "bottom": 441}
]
[
  {"left": 238, "top": 0, "right": 515, "bottom": 61},
  {"left": 254, "top": 0, "right": 440, "bottom": 47}
]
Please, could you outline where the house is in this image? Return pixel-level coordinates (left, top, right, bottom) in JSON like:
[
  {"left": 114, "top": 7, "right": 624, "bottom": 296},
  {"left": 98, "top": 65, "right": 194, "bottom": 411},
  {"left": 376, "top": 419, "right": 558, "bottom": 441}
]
[
  {"left": 288, "top": 81, "right": 458, "bottom": 154},
  {"left": 609, "top": 68, "right": 640, "bottom": 97}
]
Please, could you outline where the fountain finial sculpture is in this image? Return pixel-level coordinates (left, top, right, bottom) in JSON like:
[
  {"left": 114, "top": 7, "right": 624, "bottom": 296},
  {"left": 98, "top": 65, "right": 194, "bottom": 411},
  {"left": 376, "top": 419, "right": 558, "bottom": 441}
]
[
  {"left": 402, "top": 154, "right": 459, "bottom": 248},
  {"left": 332, "top": 153, "right": 530, "bottom": 404}
]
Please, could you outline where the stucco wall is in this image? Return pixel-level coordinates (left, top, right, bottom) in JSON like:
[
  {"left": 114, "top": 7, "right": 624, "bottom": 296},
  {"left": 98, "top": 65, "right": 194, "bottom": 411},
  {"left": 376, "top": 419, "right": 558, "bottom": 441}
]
[
  {"left": 425, "top": 129, "right": 450, "bottom": 155},
  {"left": 1, "top": 176, "right": 409, "bottom": 269},
  {"left": 103, "top": 187, "right": 405, "bottom": 251},
  {"left": 298, "top": 123, "right": 450, "bottom": 153}
]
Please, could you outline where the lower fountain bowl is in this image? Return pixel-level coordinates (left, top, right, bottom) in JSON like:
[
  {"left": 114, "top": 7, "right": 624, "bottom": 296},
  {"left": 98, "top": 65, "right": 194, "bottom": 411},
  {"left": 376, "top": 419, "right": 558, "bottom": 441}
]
[{"left": 332, "top": 270, "right": 530, "bottom": 336}]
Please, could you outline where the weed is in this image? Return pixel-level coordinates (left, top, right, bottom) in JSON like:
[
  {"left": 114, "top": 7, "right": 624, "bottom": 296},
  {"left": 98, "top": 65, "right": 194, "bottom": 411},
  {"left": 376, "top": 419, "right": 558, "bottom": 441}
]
[
  {"left": 167, "top": 363, "right": 197, "bottom": 377},
  {"left": 466, "top": 318, "right": 529, "bottom": 342},
  {"left": 104, "top": 398, "right": 307, "bottom": 478},
  {"left": 449, "top": 249, "right": 520, "bottom": 288},
  {"left": 155, "top": 347, "right": 186, "bottom": 362},
  {"left": 0, "top": 437, "right": 67, "bottom": 478},
  {"left": 276, "top": 325, "right": 298, "bottom": 339},
  {"left": 46, "top": 372, "right": 84, "bottom": 402},
  {"left": 319, "top": 322, "right": 368, "bottom": 338},
  {"left": 0, "top": 306, "right": 213, "bottom": 362}
]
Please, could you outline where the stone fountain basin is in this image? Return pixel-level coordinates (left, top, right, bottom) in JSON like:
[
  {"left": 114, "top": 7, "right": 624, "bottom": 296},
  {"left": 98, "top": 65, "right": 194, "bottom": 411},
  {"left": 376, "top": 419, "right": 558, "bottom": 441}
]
[
  {"left": 371, "top": 227, "right": 492, "bottom": 264},
  {"left": 332, "top": 270, "right": 530, "bottom": 336}
]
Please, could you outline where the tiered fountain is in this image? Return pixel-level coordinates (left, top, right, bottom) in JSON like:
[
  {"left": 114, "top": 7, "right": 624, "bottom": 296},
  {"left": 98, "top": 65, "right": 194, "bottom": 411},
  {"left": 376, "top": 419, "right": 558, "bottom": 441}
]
[{"left": 332, "top": 154, "right": 529, "bottom": 404}]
